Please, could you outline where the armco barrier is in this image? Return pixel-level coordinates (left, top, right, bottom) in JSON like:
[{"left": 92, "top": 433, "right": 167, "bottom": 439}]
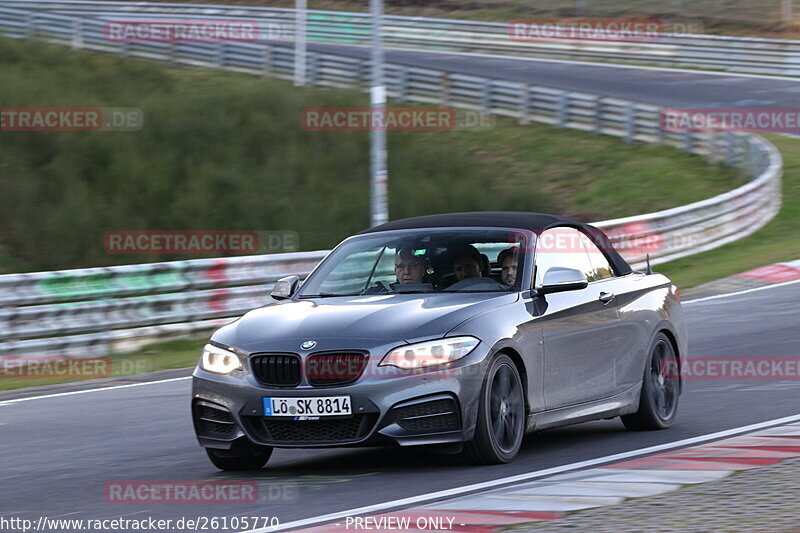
[
  {"left": 0, "top": 252, "right": 327, "bottom": 307},
  {"left": 0, "top": 5, "right": 783, "bottom": 357},
  {"left": 3, "top": 0, "right": 800, "bottom": 76}
]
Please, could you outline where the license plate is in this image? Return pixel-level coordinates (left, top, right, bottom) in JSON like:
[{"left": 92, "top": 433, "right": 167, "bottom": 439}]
[{"left": 263, "top": 396, "right": 352, "bottom": 417}]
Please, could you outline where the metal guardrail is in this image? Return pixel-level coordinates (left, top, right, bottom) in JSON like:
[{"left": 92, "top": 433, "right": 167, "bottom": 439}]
[
  {"left": 0, "top": 5, "right": 783, "bottom": 357},
  {"left": 3, "top": 0, "right": 800, "bottom": 76}
]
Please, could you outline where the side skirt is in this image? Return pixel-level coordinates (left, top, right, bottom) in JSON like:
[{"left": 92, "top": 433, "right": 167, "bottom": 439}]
[{"left": 526, "top": 383, "right": 641, "bottom": 433}]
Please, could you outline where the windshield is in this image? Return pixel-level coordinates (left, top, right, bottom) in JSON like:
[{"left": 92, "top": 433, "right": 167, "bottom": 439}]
[{"left": 297, "top": 229, "right": 529, "bottom": 297}]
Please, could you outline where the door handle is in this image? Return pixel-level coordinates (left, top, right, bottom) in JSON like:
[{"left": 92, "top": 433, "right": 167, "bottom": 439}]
[{"left": 599, "top": 291, "right": 615, "bottom": 304}]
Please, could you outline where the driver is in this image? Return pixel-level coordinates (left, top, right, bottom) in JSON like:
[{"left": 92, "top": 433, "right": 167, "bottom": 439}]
[
  {"left": 394, "top": 247, "right": 427, "bottom": 285},
  {"left": 451, "top": 245, "right": 483, "bottom": 282},
  {"left": 497, "top": 246, "right": 519, "bottom": 288}
]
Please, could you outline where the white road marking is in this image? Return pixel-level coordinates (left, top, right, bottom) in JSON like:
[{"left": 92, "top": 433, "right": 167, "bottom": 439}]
[
  {"left": 693, "top": 382, "right": 800, "bottom": 392},
  {"left": 248, "top": 413, "right": 800, "bottom": 533},
  {"left": 22, "top": 7, "right": 800, "bottom": 82},
  {"left": 2, "top": 277, "right": 798, "bottom": 405},
  {"left": 684, "top": 277, "right": 800, "bottom": 304},
  {"left": 0, "top": 376, "right": 191, "bottom": 406},
  {"left": 368, "top": 44, "right": 800, "bottom": 82}
]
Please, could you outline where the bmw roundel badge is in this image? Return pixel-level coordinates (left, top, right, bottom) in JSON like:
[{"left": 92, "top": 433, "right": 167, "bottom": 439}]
[{"left": 301, "top": 340, "right": 317, "bottom": 350}]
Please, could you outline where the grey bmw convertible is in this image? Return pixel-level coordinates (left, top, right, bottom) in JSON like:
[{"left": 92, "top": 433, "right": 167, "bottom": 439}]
[{"left": 192, "top": 212, "right": 686, "bottom": 470}]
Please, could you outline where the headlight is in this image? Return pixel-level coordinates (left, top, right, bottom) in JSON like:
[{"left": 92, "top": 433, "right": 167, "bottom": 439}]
[
  {"left": 379, "top": 336, "right": 480, "bottom": 370},
  {"left": 200, "top": 343, "right": 242, "bottom": 375}
]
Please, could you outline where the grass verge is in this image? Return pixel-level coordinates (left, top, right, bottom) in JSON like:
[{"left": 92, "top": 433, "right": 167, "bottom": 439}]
[
  {"left": 0, "top": 339, "right": 204, "bottom": 392},
  {"left": 659, "top": 134, "right": 800, "bottom": 289}
]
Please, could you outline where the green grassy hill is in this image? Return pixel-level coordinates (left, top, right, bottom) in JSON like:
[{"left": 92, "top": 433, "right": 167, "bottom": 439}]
[{"left": 0, "top": 38, "right": 745, "bottom": 273}]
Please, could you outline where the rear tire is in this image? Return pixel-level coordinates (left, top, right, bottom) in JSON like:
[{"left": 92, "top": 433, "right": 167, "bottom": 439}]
[
  {"left": 621, "top": 333, "right": 680, "bottom": 431},
  {"left": 466, "top": 353, "right": 526, "bottom": 464},
  {"left": 206, "top": 446, "right": 272, "bottom": 471}
]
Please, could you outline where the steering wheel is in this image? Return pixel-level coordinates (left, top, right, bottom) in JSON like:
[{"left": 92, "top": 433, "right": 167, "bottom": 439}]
[{"left": 444, "top": 277, "right": 508, "bottom": 291}]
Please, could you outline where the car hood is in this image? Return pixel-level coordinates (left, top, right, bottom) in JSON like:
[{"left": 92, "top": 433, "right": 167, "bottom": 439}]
[{"left": 214, "top": 292, "right": 518, "bottom": 350}]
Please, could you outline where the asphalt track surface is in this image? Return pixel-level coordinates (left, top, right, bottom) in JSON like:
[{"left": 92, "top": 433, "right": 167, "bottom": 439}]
[
  {"left": 2, "top": 282, "right": 799, "bottom": 528},
  {"left": 2, "top": 25, "right": 800, "bottom": 529},
  {"left": 302, "top": 42, "right": 800, "bottom": 109}
]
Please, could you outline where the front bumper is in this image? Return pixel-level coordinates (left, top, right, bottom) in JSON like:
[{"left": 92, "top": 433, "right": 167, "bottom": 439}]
[{"left": 191, "top": 343, "right": 490, "bottom": 449}]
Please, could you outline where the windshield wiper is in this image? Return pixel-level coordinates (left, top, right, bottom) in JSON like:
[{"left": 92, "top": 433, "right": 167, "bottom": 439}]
[
  {"left": 298, "top": 293, "right": 363, "bottom": 298},
  {"left": 300, "top": 290, "right": 436, "bottom": 298},
  {"left": 443, "top": 289, "right": 510, "bottom": 293},
  {"left": 391, "top": 290, "right": 434, "bottom": 294}
]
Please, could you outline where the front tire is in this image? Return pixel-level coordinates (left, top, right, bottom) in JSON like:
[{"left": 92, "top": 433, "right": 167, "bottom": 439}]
[
  {"left": 206, "top": 446, "right": 272, "bottom": 471},
  {"left": 621, "top": 333, "right": 680, "bottom": 431},
  {"left": 466, "top": 353, "right": 526, "bottom": 464}
]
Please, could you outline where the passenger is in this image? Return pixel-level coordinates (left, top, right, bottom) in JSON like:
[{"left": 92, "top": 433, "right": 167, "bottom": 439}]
[
  {"left": 451, "top": 245, "right": 483, "bottom": 282},
  {"left": 497, "top": 247, "right": 519, "bottom": 288},
  {"left": 394, "top": 247, "right": 427, "bottom": 285}
]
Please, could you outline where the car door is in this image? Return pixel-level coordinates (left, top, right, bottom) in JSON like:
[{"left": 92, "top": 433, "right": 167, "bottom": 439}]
[
  {"left": 578, "top": 232, "right": 641, "bottom": 396},
  {"left": 535, "top": 228, "right": 622, "bottom": 410}
]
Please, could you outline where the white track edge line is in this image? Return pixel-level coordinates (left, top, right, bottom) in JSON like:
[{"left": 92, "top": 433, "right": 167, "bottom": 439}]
[
  {"left": 250, "top": 412, "right": 800, "bottom": 532},
  {"left": 0, "top": 376, "right": 191, "bottom": 406},
  {"left": 683, "top": 277, "right": 800, "bottom": 304},
  {"left": 320, "top": 42, "right": 800, "bottom": 82},
  {"left": 3, "top": 278, "right": 798, "bottom": 404}
]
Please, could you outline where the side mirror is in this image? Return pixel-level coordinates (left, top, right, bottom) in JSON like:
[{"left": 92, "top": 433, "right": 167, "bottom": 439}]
[
  {"left": 538, "top": 267, "right": 588, "bottom": 295},
  {"left": 271, "top": 275, "right": 300, "bottom": 300}
]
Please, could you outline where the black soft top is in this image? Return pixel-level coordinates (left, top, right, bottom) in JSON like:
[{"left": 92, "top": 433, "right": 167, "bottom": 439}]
[{"left": 359, "top": 211, "right": 632, "bottom": 276}]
